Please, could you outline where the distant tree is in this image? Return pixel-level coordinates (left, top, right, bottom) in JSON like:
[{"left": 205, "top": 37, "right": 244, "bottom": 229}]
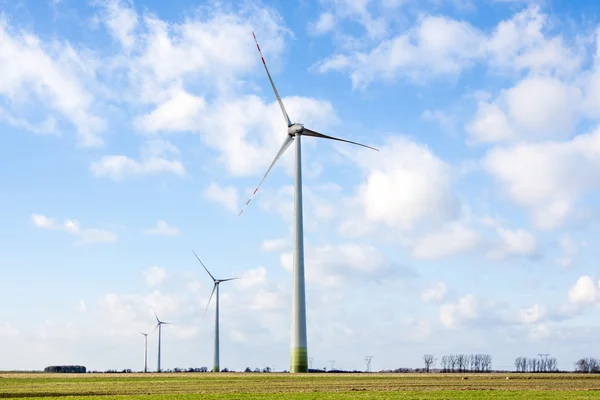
[
  {"left": 44, "top": 365, "right": 86, "bottom": 373},
  {"left": 262, "top": 367, "right": 272, "bottom": 373},
  {"left": 254, "top": 368, "right": 260, "bottom": 373},
  {"left": 423, "top": 355, "right": 434, "bottom": 373},
  {"left": 244, "top": 367, "right": 252, "bottom": 372},
  {"left": 441, "top": 356, "right": 449, "bottom": 373}
]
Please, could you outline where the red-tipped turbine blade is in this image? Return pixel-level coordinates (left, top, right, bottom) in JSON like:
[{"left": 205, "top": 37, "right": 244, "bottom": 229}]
[
  {"left": 238, "top": 134, "right": 294, "bottom": 217},
  {"left": 252, "top": 31, "right": 292, "bottom": 127}
]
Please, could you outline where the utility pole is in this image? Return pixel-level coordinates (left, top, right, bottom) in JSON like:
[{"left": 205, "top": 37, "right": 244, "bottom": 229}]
[
  {"left": 329, "top": 360, "right": 335, "bottom": 371},
  {"left": 364, "top": 356, "right": 373, "bottom": 372}
]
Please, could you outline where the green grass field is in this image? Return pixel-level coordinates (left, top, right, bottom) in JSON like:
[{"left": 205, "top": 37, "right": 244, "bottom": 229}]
[{"left": 2, "top": 372, "right": 600, "bottom": 399}]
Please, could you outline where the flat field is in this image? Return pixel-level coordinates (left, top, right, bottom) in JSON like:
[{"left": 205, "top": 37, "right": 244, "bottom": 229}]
[{"left": 2, "top": 372, "right": 600, "bottom": 399}]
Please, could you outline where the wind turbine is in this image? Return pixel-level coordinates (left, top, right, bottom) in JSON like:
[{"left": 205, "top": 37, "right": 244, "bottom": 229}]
[
  {"left": 152, "top": 310, "right": 170, "bottom": 372},
  {"left": 193, "top": 250, "right": 240, "bottom": 373},
  {"left": 239, "top": 32, "right": 379, "bottom": 373},
  {"left": 140, "top": 332, "right": 148, "bottom": 373}
]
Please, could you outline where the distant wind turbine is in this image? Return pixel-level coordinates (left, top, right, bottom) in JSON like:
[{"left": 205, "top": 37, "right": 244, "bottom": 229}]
[
  {"left": 238, "top": 32, "right": 379, "bottom": 373},
  {"left": 152, "top": 310, "right": 170, "bottom": 372},
  {"left": 193, "top": 250, "right": 241, "bottom": 372},
  {"left": 140, "top": 332, "right": 148, "bottom": 373}
]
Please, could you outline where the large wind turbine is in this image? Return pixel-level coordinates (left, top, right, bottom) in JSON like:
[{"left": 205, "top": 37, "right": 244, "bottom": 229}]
[
  {"left": 140, "top": 332, "right": 148, "bottom": 373},
  {"left": 152, "top": 310, "right": 170, "bottom": 372},
  {"left": 193, "top": 251, "right": 240, "bottom": 372},
  {"left": 239, "top": 32, "right": 379, "bottom": 373}
]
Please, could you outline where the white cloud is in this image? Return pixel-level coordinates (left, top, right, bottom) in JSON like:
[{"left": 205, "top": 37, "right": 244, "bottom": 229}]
[
  {"left": 495, "top": 227, "right": 538, "bottom": 258},
  {"left": 261, "top": 238, "right": 288, "bottom": 252},
  {"left": 483, "top": 127, "right": 600, "bottom": 230},
  {"left": 95, "top": 0, "right": 138, "bottom": 50},
  {"left": 439, "top": 294, "right": 478, "bottom": 329},
  {"left": 411, "top": 223, "right": 480, "bottom": 259},
  {"left": 317, "top": 15, "right": 483, "bottom": 87},
  {"left": 141, "top": 220, "right": 180, "bottom": 236},
  {"left": 76, "top": 300, "right": 86, "bottom": 312},
  {"left": 135, "top": 85, "right": 205, "bottom": 133},
  {"left": 567, "top": 276, "right": 600, "bottom": 305},
  {"left": 467, "top": 76, "right": 581, "bottom": 143},
  {"left": 31, "top": 213, "right": 117, "bottom": 244},
  {"left": 516, "top": 304, "right": 545, "bottom": 324},
  {"left": 555, "top": 234, "right": 579, "bottom": 268},
  {"left": 143, "top": 266, "right": 167, "bottom": 287},
  {"left": 0, "top": 17, "right": 105, "bottom": 146},
  {"left": 316, "top": 6, "right": 581, "bottom": 87},
  {"left": 422, "top": 282, "right": 447, "bottom": 303},
  {"left": 349, "top": 136, "right": 460, "bottom": 232},
  {"left": 311, "top": 12, "right": 336, "bottom": 35},
  {"left": 90, "top": 139, "right": 185, "bottom": 180},
  {"left": 204, "top": 182, "right": 239, "bottom": 213},
  {"left": 280, "top": 243, "right": 385, "bottom": 286}
]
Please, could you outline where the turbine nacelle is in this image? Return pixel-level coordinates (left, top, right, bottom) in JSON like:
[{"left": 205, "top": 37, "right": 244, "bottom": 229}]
[{"left": 288, "top": 123, "right": 304, "bottom": 136}]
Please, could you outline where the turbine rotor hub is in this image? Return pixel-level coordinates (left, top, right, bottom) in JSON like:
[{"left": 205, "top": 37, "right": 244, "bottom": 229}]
[{"left": 288, "top": 123, "right": 304, "bottom": 136}]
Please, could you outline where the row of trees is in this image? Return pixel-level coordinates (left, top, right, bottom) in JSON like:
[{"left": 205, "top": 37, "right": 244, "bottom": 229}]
[
  {"left": 423, "top": 354, "right": 493, "bottom": 373},
  {"left": 514, "top": 356, "right": 558, "bottom": 372},
  {"left": 44, "top": 365, "right": 86, "bottom": 373},
  {"left": 574, "top": 358, "right": 600, "bottom": 373}
]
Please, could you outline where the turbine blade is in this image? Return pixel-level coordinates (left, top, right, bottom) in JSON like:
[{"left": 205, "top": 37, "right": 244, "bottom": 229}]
[
  {"left": 152, "top": 308, "right": 160, "bottom": 324},
  {"left": 238, "top": 135, "right": 294, "bottom": 217},
  {"left": 203, "top": 284, "right": 218, "bottom": 317},
  {"left": 192, "top": 250, "right": 216, "bottom": 281},
  {"left": 252, "top": 31, "right": 292, "bottom": 127},
  {"left": 220, "top": 277, "right": 242, "bottom": 282},
  {"left": 302, "top": 128, "right": 379, "bottom": 152},
  {"left": 152, "top": 323, "right": 159, "bottom": 333}
]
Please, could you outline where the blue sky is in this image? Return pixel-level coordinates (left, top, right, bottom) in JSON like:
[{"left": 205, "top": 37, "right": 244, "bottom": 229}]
[{"left": 2, "top": 0, "right": 600, "bottom": 372}]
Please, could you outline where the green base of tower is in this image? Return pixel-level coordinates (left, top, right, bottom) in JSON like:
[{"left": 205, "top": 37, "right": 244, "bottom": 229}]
[
  {"left": 290, "top": 347, "right": 308, "bottom": 373},
  {"left": 213, "top": 366, "right": 220, "bottom": 372}
]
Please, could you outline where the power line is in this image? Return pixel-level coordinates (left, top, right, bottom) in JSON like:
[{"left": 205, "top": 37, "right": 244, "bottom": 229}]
[{"left": 364, "top": 356, "right": 373, "bottom": 372}]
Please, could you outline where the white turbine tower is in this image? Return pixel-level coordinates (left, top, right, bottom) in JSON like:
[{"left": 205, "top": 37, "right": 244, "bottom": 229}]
[
  {"left": 193, "top": 251, "right": 240, "bottom": 372},
  {"left": 152, "top": 310, "right": 170, "bottom": 372},
  {"left": 239, "top": 32, "right": 379, "bottom": 373},
  {"left": 141, "top": 332, "right": 148, "bottom": 373}
]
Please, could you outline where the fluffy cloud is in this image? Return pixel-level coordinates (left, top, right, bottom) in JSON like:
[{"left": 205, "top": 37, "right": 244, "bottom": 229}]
[
  {"left": 141, "top": 220, "right": 180, "bottom": 236},
  {"left": 439, "top": 294, "right": 478, "bottom": 329},
  {"left": 411, "top": 223, "right": 480, "bottom": 259},
  {"left": 143, "top": 266, "right": 167, "bottom": 287},
  {"left": 422, "top": 282, "right": 447, "bottom": 303},
  {"left": 316, "top": 6, "right": 580, "bottom": 87},
  {"left": 95, "top": 0, "right": 139, "bottom": 50},
  {"left": 347, "top": 136, "right": 460, "bottom": 232},
  {"left": 516, "top": 304, "right": 545, "bottom": 324},
  {"left": 261, "top": 238, "right": 288, "bottom": 252},
  {"left": 203, "top": 182, "right": 239, "bottom": 213},
  {"left": 280, "top": 243, "right": 386, "bottom": 286},
  {"left": 31, "top": 213, "right": 117, "bottom": 245},
  {"left": 567, "top": 276, "right": 600, "bottom": 306},
  {"left": 0, "top": 17, "right": 105, "bottom": 146},
  {"left": 467, "top": 76, "right": 581, "bottom": 143},
  {"left": 483, "top": 127, "right": 600, "bottom": 230},
  {"left": 90, "top": 139, "right": 185, "bottom": 180}
]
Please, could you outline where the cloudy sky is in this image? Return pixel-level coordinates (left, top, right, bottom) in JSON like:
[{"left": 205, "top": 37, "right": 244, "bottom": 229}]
[{"left": 2, "top": 0, "right": 600, "bottom": 373}]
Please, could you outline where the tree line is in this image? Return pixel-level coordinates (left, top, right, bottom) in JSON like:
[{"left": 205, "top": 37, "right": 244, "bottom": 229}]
[
  {"left": 422, "top": 354, "right": 493, "bottom": 373},
  {"left": 514, "top": 356, "right": 558, "bottom": 372}
]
